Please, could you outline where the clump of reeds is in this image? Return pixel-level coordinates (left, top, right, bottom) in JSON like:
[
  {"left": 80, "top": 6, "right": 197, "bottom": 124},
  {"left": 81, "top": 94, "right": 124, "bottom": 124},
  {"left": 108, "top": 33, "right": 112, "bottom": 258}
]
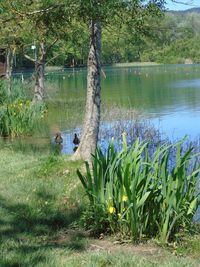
[
  {"left": 100, "top": 105, "right": 163, "bottom": 151},
  {"left": 0, "top": 80, "right": 47, "bottom": 137},
  {"left": 77, "top": 134, "right": 200, "bottom": 243}
]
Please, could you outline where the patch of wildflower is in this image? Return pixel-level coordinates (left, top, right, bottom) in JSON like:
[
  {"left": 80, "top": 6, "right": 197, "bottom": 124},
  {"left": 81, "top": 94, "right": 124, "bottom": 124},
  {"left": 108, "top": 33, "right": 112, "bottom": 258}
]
[
  {"left": 107, "top": 206, "right": 116, "bottom": 214},
  {"left": 122, "top": 195, "right": 128, "bottom": 202},
  {"left": 0, "top": 98, "right": 47, "bottom": 137}
]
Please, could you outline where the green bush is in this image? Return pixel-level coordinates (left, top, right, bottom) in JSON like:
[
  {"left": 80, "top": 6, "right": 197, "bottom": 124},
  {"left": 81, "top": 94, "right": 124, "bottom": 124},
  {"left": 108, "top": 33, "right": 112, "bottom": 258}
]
[
  {"left": 0, "top": 80, "right": 29, "bottom": 102},
  {"left": 0, "top": 80, "right": 47, "bottom": 137},
  {"left": 0, "top": 100, "right": 46, "bottom": 137},
  {"left": 77, "top": 134, "right": 200, "bottom": 243}
]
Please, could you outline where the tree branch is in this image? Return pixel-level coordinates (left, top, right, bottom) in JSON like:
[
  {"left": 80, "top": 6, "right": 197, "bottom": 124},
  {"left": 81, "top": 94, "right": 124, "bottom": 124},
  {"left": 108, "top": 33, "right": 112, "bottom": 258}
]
[
  {"left": 46, "top": 39, "right": 59, "bottom": 52},
  {"left": 9, "top": 3, "right": 63, "bottom": 17},
  {"left": 45, "top": 54, "right": 60, "bottom": 66},
  {"left": 24, "top": 54, "right": 35, "bottom": 62}
]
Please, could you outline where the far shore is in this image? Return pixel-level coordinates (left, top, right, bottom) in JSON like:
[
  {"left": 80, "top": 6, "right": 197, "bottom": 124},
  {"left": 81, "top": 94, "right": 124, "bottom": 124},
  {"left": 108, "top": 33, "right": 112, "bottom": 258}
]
[
  {"left": 112, "top": 62, "right": 161, "bottom": 67},
  {"left": 44, "top": 62, "right": 161, "bottom": 72}
]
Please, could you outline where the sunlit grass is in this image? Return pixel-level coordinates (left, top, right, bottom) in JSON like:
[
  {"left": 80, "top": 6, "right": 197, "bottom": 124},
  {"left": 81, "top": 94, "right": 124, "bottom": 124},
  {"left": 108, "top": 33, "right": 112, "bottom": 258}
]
[
  {"left": 0, "top": 148, "right": 84, "bottom": 265},
  {"left": 113, "top": 62, "right": 161, "bottom": 67},
  {"left": 0, "top": 147, "right": 200, "bottom": 266}
]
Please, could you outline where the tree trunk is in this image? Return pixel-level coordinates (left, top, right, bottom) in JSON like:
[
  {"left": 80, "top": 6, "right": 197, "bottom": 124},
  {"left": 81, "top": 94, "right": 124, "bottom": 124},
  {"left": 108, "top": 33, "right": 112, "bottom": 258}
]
[
  {"left": 73, "top": 20, "right": 101, "bottom": 161},
  {"left": 5, "top": 47, "right": 14, "bottom": 92},
  {"left": 33, "top": 42, "right": 46, "bottom": 102}
]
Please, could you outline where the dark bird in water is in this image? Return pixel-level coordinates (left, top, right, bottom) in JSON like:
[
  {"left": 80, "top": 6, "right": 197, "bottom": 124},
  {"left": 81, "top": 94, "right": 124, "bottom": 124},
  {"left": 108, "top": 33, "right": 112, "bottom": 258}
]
[
  {"left": 55, "top": 132, "right": 63, "bottom": 144},
  {"left": 73, "top": 146, "right": 78, "bottom": 152},
  {"left": 73, "top": 133, "right": 80, "bottom": 145}
]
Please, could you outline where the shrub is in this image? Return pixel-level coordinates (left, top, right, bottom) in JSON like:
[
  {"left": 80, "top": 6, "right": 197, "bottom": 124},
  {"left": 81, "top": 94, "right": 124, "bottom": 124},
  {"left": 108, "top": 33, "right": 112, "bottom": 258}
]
[
  {"left": 0, "top": 80, "right": 47, "bottom": 137},
  {"left": 0, "top": 99, "right": 46, "bottom": 137},
  {"left": 0, "top": 79, "right": 30, "bottom": 102},
  {"left": 77, "top": 134, "right": 200, "bottom": 243}
]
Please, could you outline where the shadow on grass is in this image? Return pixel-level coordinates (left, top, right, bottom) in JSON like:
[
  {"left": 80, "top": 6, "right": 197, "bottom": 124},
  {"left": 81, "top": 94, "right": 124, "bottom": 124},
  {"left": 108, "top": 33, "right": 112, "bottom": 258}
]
[{"left": 0, "top": 193, "right": 86, "bottom": 267}]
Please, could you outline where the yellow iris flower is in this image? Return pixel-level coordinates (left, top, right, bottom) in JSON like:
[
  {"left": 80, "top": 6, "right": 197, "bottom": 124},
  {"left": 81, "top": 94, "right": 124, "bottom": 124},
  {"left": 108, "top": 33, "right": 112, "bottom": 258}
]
[
  {"left": 122, "top": 195, "right": 128, "bottom": 202},
  {"left": 108, "top": 206, "right": 116, "bottom": 214}
]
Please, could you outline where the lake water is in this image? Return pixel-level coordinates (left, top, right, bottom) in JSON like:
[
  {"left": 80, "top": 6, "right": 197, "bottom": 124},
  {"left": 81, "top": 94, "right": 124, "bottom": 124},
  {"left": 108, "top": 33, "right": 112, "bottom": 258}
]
[
  {"left": 9, "top": 64, "right": 200, "bottom": 154},
  {"left": 44, "top": 64, "right": 200, "bottom": 149}
]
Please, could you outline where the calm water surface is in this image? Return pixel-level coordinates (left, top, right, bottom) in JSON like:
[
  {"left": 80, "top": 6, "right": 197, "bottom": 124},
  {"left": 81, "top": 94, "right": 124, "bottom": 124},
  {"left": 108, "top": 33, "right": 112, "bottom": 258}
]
[
  {"left": 45, "top": 64, "right": 200, "bottom": 141},
  {"left": 9, "top": 64, "right": 200, "bottom": 154}
]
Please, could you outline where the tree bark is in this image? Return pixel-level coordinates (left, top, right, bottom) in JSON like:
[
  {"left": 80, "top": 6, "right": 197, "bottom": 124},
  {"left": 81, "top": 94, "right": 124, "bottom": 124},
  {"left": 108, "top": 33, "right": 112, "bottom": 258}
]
[
  {"left": 33, "top": 42, "right": 46, "bottom": 102},
  {"left": 73, "top": 20, "right": 101, "bottom": 161},
  {"left": 5, "top": 47, "right": 14, "bottom": 92}
]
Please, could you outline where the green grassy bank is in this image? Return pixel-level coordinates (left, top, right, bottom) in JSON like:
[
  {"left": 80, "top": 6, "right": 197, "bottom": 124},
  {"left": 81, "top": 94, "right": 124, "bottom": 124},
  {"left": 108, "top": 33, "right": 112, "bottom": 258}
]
[
  {"left": 112, "top": 62, "right": 161, "bottom": 67},
  {"left": 0, "top": 147, "right": 200, "bottom": 266}
]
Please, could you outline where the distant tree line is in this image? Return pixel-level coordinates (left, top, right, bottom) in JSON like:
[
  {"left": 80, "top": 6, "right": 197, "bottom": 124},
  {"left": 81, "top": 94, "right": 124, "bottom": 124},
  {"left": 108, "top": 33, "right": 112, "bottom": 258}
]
[{"left": 10, "top": 9, "right": 200, "bottom": 69}]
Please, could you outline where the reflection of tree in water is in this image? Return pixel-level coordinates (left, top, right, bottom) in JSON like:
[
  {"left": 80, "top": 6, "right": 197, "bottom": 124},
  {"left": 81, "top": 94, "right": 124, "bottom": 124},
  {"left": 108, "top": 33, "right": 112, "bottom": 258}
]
[
  {"left": 53, "top": 132, "right": 63, "bottom": 155},
  {"left": 98, "top": 110, "right": 200, "bottom": 174},
  {"left": 99, "top": 118, "right": 162, "bottom": 152},
  {"left": 73, "top": 133, "right": 80, "bottom": 153},
  {"left": 53, "top": 143, "right": 63, "bottom": 155},
  {"left": 0, "top": 48, "right": 6, "bottom": 77}
]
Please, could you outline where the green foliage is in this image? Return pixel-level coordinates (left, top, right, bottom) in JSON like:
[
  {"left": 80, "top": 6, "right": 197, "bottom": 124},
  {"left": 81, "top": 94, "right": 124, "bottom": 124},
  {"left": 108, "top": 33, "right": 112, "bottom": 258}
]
[
  {"left": 0, "top": 81, "right": 7, "bottom": 105},
  {"left": 0, "top": 80, "right": 30, "bottom": 102},
  {"left": 45, "top": 9, "right": 200, "bottom": 66},
  {"left": 148, "top": 37, "right": 200, "bottom": 64},
  {"left": 80, "top": 204, "right": 110, "bottom": 235},
  {"left": 44, "top": 10, "right": 200, "bottom": 66},
  {"left": 78, "top": 135, "right": 200, "bottom": 243},
  {"left": 0, "top": 99, "right": 46, "bottom": 137},
  {"left": 0, "top": 0, "right": 166, "bottom": 68},
  {"left": 0, "top": 81, "right": 47, "bottom": 137},
  {"left": 177, "top": 235, "right": 200, "bottom": 257},
  {"left": 1, "top": 1, "right": 200, "bottom": 67},
  {"left": 37, "top": 154, "right": 64, "bottom": 177},
  {"left": 140, "top": 11, "right": 200, "bottom": 64}
]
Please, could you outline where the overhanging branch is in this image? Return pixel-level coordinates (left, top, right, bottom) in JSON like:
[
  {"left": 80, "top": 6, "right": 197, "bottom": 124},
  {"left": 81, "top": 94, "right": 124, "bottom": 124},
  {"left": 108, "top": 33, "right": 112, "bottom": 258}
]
[
  {"left": 45, "top": 54, "right": 60, "bottom": 66},
  {"left": 9, "top": 3, "right": 63, "bottom": 17},
  {"left": 24, "top": 54, "right": 35, "bottom": 62}
]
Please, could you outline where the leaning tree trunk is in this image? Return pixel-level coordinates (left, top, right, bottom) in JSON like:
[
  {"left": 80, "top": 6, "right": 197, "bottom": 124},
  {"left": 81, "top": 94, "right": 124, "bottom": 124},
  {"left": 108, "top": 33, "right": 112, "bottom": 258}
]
[
  {"left": 73, "top": 20, "right": 101, "bottom": 161},
  {"left": 33, "top": 42, "right": 46, "bottom": 102}
]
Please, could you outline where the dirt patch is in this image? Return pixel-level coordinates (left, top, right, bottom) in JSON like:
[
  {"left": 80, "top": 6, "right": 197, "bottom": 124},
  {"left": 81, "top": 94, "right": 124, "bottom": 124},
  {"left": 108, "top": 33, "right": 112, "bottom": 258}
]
[
  {"left": 88, "top": 239, "right": 162, "bottom": 258},
  {"left": 49, "top": 230, "right": 165, "bottom": 258}
]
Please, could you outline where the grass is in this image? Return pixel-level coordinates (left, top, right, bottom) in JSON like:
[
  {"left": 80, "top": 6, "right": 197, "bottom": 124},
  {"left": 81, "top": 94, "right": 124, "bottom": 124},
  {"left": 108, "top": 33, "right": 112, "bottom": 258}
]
[
  {"left": 112, "top": 62, "right": 161, "bottom": 67},
  {"left": 0, "top": 147, "right": 85, "bottom": 266},
  {"left": 176, "top": 235, "right": 200, "bottom": 257},
  {"left": 0, "top": 146, "right": 200, "bottom": 266}
]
